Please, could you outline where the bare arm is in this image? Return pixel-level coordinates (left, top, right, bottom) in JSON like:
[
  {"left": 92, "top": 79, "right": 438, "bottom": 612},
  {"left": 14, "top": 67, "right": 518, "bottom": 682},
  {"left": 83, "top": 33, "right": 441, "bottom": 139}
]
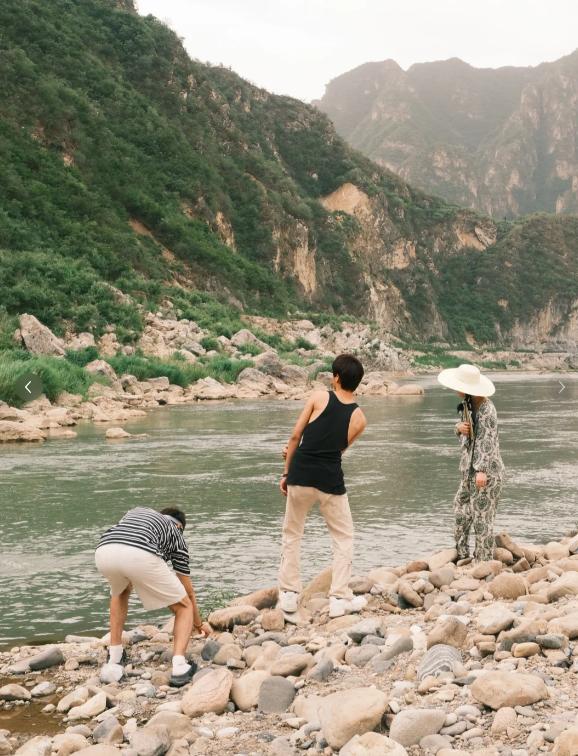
[
  {"left": 177, "top": 574, "right": 210, "bottom": 635},
  {"left": 345, "top": 407, "right": 367, "bottom": 449}
]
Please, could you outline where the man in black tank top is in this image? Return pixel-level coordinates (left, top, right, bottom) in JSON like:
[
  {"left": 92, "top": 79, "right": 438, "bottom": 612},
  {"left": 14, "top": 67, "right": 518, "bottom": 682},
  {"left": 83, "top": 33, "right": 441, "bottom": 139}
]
[{"left": 277, "top": 354, "right": 367, "bottom": 618}]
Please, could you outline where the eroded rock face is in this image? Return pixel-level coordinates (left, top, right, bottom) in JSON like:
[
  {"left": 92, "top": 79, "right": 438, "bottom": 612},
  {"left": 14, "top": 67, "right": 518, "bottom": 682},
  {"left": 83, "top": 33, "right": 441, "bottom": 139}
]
[
  {"left": 19, "top": 314, "right": 65, "bottom": 356},
  {"left": 471, "top": 671, "right": 548, "bottom": 709}
]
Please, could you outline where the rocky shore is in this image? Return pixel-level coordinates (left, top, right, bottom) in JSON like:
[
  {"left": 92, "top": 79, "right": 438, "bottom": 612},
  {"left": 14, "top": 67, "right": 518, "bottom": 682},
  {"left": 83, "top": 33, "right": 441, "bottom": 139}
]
[{"left": 4, "top": 531, "right": 578, "bottom": 755}]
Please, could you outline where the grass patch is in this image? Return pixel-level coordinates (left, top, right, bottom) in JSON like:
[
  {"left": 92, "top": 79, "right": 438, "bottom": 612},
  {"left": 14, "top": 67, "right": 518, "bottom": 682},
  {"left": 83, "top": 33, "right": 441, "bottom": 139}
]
[
  {"left": 65, "top": 346, "right": 100, "bottom": 367},
  {"left": 0, "top": 351, "right": 98, "bottom": 406},
  {"left": 294, "top": 336, "right": 315, "bottom": 351},
  {"left": 107, "top": 353, "right": 252, "bottom": 387},
  {"left": 199, "top": 337, "right": 220, "bottom": 352},
  {"left": 412, "top": 350, "right": 462, "bottom": 369},
  {"left": 236, "top": 342, "right": 262, "bottom": 356}
]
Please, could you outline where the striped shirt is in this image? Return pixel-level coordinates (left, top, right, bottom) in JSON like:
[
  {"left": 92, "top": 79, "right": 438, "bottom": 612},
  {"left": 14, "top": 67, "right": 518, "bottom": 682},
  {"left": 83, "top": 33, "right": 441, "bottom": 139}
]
[{"left": 97, "top": 507, "right": 190, "bottom": 575}]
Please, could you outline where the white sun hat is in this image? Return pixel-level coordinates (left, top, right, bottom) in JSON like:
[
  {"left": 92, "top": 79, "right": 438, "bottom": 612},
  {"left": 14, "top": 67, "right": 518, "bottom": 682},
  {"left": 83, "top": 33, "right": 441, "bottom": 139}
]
[{"left": 437, "top": 363, "right": 495, "bottom": 397}]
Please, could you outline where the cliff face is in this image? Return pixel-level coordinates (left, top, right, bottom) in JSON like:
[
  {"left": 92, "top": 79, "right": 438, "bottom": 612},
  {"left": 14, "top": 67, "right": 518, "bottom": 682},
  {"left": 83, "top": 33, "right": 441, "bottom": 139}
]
[
  {"left": 0, "top": 0, "right": 577, "bottom": 348},
  {"left": 316, "top": 53, "right": 578, "bottom": 219}
]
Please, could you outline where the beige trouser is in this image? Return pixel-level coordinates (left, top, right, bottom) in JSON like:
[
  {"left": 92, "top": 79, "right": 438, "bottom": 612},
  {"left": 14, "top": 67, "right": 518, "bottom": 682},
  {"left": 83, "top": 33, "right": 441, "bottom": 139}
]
[{"left": 278, "top": 485, "right": 354, "bottom": 599}]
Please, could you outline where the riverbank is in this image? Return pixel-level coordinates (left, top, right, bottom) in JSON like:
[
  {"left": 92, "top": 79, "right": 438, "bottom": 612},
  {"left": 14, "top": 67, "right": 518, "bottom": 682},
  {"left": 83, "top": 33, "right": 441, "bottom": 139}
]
[
  {"left": 4, "top": 530, "right": 578, "bottom": 755},
  {"left": 2, "top": 310, "right": 576, "bottom": 444}
]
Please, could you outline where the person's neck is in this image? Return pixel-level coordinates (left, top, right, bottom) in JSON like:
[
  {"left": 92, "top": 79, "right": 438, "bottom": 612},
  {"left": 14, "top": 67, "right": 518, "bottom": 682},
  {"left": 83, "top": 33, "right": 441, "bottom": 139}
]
[
  {"left": 335, "top": 387, "right": 355, "bottom": 402},
  {"left": 472, "top": 396, "right": 486, "bottom": 409}
]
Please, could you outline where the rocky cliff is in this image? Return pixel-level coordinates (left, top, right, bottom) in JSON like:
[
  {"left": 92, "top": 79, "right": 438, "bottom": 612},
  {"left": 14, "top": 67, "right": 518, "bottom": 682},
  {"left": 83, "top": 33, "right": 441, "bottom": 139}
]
[
  {"left": 316, "top": 53, "right": 578, "bottom": 219},
  {"left": 0, "top": 0, "right": 577, "bottom": 348}
]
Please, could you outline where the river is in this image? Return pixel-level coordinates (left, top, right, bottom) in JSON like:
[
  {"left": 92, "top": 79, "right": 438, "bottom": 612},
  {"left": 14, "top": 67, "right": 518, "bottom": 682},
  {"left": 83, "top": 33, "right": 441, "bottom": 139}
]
[{"left": 0, "top": 373, "right": 577, "bottom": 647}]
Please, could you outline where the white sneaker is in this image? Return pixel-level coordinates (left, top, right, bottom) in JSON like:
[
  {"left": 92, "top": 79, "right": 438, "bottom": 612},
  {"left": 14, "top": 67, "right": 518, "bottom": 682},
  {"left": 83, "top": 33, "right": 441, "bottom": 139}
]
[
  {"left": 329, "top": 596, "right": 348, "bottom": 618},
  {"left": 278, "top": 590, "right": 299, "bottom": 613}
]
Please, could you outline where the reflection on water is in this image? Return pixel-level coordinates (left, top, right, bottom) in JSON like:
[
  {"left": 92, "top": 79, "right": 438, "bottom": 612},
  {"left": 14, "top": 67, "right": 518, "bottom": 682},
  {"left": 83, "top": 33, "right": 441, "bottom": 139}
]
[{"left": 0, "top": 373, "right": 577, "bottom": 646}]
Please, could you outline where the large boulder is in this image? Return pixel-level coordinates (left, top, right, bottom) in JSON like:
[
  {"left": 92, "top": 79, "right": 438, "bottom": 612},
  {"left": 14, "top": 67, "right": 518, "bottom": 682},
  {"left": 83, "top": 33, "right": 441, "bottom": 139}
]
[
  {"left": 85, "top": 360, "right": 117, "bottom": 380},
  {"left": 181, "top": 668, "right": 233, "bottom": 717},
  {"left": 19, "top": 314, "right": 65, "bottom": 356},
  {"left": 488, "top": 573, "right": 527, "bottom": 600},
  {"left": 547, "top": 573, "right": 578, "bottom": 602},
  {"left": 230, "top": 586, "right": 278, "bottom": 610},
  {"left": 389, "top": 708, "right": 446, "bottom": 747},
  {"left": 230, "top": 329, "right": 269, "bottom": 351},
  {"left": 318, "top": 687, "right": 389, "bottom": 750},
  {"left": 0, "top": 421, "right": 46, "bottom": 443},
  {"left": 471, "top": 671, "right": 548, "bottom": 710},
  {"left": 427, "top": 549, "right": 457, "bottom": 572}
]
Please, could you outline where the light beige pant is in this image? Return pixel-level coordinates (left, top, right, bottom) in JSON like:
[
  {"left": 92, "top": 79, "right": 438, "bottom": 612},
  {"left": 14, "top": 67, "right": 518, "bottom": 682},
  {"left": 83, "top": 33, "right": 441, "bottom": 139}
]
[{"left": 278, "top": 485, "right": 354, "bottom": 599}]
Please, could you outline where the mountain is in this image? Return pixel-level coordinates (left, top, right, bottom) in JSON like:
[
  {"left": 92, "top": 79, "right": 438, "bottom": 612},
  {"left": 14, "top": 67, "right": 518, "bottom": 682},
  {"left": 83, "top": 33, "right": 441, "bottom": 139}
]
[
  {"left": 0, "top": 0, "right": 577, "bottom": 350},
  {"left": 315, "top": 53, "right": 578, "bottom": 218}
]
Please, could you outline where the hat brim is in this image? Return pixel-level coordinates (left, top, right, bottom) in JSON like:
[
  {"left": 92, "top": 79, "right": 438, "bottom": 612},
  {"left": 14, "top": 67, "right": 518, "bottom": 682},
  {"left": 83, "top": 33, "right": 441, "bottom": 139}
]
[{"left": 437, "top": 368, "right": 496, "bottom": 397}]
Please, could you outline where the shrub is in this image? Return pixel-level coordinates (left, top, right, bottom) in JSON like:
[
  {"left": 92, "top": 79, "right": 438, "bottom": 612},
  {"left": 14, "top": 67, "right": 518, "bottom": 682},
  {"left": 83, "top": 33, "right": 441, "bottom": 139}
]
[
  {"left": 294, "top": 336, "right": 315, "bottom": 351},
  {"left": 200, "top": 336, "right": 220, "bottom": 352},
  {"left": 236, "top": 342, "right": 262, "bottom": 356},
  {"left": 65, "top": 346, "right": 99, "bottom": 366}
]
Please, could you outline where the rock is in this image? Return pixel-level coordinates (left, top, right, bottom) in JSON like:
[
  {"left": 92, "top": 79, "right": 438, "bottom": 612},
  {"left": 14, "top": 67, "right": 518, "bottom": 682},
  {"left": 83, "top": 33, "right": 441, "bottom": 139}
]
[
  {"left": 129, "top": 727, "right": 170, "bottom": 756},
  {"left": 261, "top": 608, "right": 285, "bottom": 631},
  {"left": 230, "top": 329, "right": 269, "bottom": 351},
  {"left": 73, "top": 749, "right": 121, "bottom": 756},
  {"left": 85, "top": 360, "right": 117, "bottom": 380},
  {"left": 429, "top": 566, "right": 456, "bottom": 588},
  {"left": 0, "top": 421, "right": 46, "bottom": 443},
  {"left": 99, "top": 663, "right": 124, "bottom": 683},
  {"left": 488, "top": 573, "right": 527, "bottom": 600},
  {"left": 471, "top": 672, "right": 548, "bottom": 709},
  {"left": 536, "top": 634, "right": 567, "bottom": 649},
  {"left": 494, "top": 547, "right": 514, "bottom": 564},
  {"left": 545, "top": 542, "right": 570, "bottom": 561},
  {"left": 382, "top": 636, "right": 414, "bottom": 661},
  {"left": 398, "top": 582, "right": 423, "bottom": 608},
  {"left": 491, "top": 707, "right": 517, "bottom": 735},
  {"left": 348, "top": 619, "right": 386, "bottom": 643},
  {"left": 105, "top": 428, "right": 130, "bottom": 440},
  {"left": 495, "top": 533, "right": 526, "bottom": 560},
  {"left": 427, "top": 549, "right": 458, "bottom": 572},
  {"left": 471, "top": 560, "right": 503, "bottom": 579},
  {"left": 92, "top": 718, "right": 123, "bottom": 745},
  {"left": 340, "top": 732, "right": 408, "bottom": 755},
  {"left": 27, "top": 646, "right": 65, "bottom": 670},
  {"left": 300, "top": 566, "right": 333, "bottom": 604},
  {"left": 30, "top": 681, "right": 56, "bottom": 697},
  {"left": 417, "top": 644, "right": 463, "bottom": 681},
  {"left": 212, "top": 643, "right": 242, "bottom": 666},
  {"left": 477, "top": 604, "right": 516, "bottom": 634},
  {"left": 548, "top": 611, "right": 578, "bottom": 638},
  {"left": 52, "top": 734, "right": 90, "bottom": 756},
  {"left": 57, "top": 687, "right": 89, "bottom": 713},
  {"left": 231, "top": 671, "right": 269, "bottom": 711},
  {"left": 367, "top": 567, "right": 398, "bottom": 587},
  {"left": 345, "top": 645, "right": 379, "bottom": 667},
  {"left": 547, "top": 573, "right": 578, "bottom": 602},
  {"left": 389, "top": 708, "right": 446, "bottom": 747},
  {"left": 427, "top": 617, "right": 468, "bottom": 649},
  {"left": 181, "top": 668, "right": 233, "bottom": 717},
  {"left": 0, "top": 684, "right": 31, "bottom": 702},
  {"left": 208, "top": 605, "right": 259, "bottom": 631},
  {"left": 553, "top": 726, "right": 578, "bottom": 756},
  {"left": 390, "top": 384, "right": 424, "bottom": 396},
  {"left": 307, "top": 658, "right": 334, "bottom": 682},
  {"left": 513, "top": 642, "right": 540, "bottom": 658},
  {"left": 270, "top": 653, "right": 312, "bottom": 677},
  {"left": 15, "top": 737, "right": 53, "bottom": 756},
  {"left": 318, "top": 687, "right": 389, "bottom": 750},
  {"left": 19, "top": 314, "right": 65, "bottom": 356},
  {"left": 67, "top": 692, "right": 108, "bottom": 720},
  {"left": 145, "top": 713, "right": 192, "bottom": 739},
  {"left": 256, "top": 676, "right": 295, "bottom": 714}
]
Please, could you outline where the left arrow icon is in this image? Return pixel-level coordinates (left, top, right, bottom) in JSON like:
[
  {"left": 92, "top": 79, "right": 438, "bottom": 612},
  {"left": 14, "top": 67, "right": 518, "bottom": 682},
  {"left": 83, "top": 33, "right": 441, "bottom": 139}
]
[
  {"left": 15, "top": 372, "right": 43, "bottom": 402},
  {"left": 25, "top": 381, "right": 32, "bottom": 394}
]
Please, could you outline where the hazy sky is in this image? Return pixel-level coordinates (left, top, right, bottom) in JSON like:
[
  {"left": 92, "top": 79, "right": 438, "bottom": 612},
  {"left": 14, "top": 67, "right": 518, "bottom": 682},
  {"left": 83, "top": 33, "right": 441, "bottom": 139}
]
[{"left": 137, "top": 0, "right": 578, "bottom": 102}]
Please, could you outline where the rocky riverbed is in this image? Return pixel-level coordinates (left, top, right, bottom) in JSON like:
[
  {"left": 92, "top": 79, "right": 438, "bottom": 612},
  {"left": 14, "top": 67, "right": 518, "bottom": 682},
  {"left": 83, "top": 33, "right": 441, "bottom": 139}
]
[{"left": 4, "top": 531, "right": 578, "bottom": 755}]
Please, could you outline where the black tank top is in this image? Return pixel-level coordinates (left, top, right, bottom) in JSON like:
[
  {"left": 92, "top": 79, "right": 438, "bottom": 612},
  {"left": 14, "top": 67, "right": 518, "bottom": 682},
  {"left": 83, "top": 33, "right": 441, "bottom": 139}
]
[{"left": 286, "top": 391, "right": 358, "bottom": 495}]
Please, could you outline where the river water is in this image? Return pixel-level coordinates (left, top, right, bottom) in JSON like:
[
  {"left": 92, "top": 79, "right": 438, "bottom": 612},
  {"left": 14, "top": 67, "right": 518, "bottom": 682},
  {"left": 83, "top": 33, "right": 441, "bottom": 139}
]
[{"left": 0, "top": 373, "right": 577, "bottom": 647}]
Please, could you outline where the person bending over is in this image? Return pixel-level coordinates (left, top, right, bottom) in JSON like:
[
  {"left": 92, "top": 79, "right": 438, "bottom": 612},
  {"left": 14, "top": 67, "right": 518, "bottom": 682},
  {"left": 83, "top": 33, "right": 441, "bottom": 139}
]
[
  {"left": 95, "top": 506, "right": 211, "bottom": 687},
  {"left": 277, "top": 354, "right": 368, "bottom": 618}
]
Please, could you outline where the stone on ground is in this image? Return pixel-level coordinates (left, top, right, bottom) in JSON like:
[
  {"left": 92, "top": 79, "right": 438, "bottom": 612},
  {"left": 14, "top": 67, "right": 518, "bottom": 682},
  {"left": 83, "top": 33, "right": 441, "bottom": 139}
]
[
  {"left": 318, "top": 687, "right": 389, "bottom": 750},
  {"left": 488, "top": 573, "right": 527, "bottom": 600},
  {"left": 339, "top": 732, "right": 408, "bottom": 755},
  {"left": 207, "top": 605, "right": 259, "bottom": 630},
  {"left": 258, "top": 676, "right": 295, "bottom": 713},
  {"left": 471, "top": 671, "right": 548, "bottom": 709},
  {"left": 0, "top": 684, "right": 31, "bottom": 702},
  {"left": 230, "top": 670, "right": 269, "bottom": 711},
  {"left": 426, "top": 617, "right": 468, "bottom": 649},
  {"left": 553, "top": 726, "right": 578, "bottom": 756},
  {"left": 389, "top": 708, "right": 446, "bottom": 747},
  {"left": 181, "top": 668, "right": 233, "bottom": 717},
  {"left": 129, "top": 726, "right": 170, "bottom": 756},
  {"left": 477, "top": 604, "right": 516, "bottom": 634}
]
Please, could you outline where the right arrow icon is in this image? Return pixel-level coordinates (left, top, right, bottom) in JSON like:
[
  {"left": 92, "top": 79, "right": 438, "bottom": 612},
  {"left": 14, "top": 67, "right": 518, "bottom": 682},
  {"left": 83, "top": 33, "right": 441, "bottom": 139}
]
[{"left": 559, "top": 381, "right": 566, "bottom": 393}]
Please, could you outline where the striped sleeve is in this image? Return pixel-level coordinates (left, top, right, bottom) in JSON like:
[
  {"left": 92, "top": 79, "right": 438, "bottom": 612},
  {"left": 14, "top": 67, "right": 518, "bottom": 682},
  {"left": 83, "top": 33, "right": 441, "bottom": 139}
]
[{"left": 170, "top": 530, "right": 190, "bottom": 575}]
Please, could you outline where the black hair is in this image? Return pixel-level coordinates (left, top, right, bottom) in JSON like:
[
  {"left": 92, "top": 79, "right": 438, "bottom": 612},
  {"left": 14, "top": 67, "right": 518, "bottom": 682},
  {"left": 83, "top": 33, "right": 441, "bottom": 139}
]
[
  {"left": 332, "top": 353, "right": 364, "bottom": 391},
  {"left": 160, "top": 507, "right": 186, "bottom": 529}
]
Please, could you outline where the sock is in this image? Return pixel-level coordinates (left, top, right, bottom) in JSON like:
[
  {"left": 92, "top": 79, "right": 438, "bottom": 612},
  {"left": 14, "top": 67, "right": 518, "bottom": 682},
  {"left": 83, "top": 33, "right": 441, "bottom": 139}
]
[
  {"left": 108, "top": 645, "right": 123, "bottom": 665},
  {"left": 172, "top": 655, "right": 191, "bottom": 676}
]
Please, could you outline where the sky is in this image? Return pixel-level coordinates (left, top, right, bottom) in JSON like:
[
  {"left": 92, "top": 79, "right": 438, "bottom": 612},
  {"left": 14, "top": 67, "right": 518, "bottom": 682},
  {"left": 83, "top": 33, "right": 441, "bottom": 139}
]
[{"left": 137, "top": 0, "right": 578, "bottom": 102}]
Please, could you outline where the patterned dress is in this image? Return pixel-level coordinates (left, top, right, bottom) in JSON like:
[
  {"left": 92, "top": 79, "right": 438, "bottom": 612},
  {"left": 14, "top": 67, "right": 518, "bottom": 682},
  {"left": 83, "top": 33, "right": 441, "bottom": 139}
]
[{"left": 453, "top": 398, "right": 505, "bottom": 562}]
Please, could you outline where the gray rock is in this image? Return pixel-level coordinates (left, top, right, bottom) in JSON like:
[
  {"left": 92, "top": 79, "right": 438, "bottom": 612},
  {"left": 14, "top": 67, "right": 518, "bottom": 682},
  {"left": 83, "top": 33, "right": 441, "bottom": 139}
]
[
  {"left": 92, "top": 716, "right": 123, "bottom": 745},
  {"left": 307, "top": 658, "right": 334, "bottom": 682},
  {"left": 258, "top": 676, "right": 295, "bottom": 713},
  {"left": 268, "top": 736, "right": 295, "bottom": 756},
  {"left": 417, "top": 644, "right": 462, "bottom": 681},
  {"left": 129, "top": 726, "right": 170, "bottom": 756},
  {"left": 28, "top": 647, "right": 64, "bottom": 671},
  {"left": 14, "top": 736, "right": 52, "bottom": 756},
  {"left": 360, "top": 635, "right": 386, "bottom": 646},
  {"left": 344, "top": 645, "right": 379, "bottom": 668},
  {"left": 347, "top": 619, "right": 385, "bottom": 643},
  {"left": 31, "top": 682, "right": 56, "bottom": 697},
  {"left": 536, "top": 634, "right": 566, "bottom": 649},
  {"left": 0, "top": 684, "right": 31, "bottom": 702},
  {"left": 369, "top": 656, "right": 394, "bottom": 674},
  {"left": 389, "top": 708, "right": 446, "bottom": 747},
  {"left": 201, "top": 640, "right": 221, "bottom": 661},
  {"left": 245, "top": 632, "right": 288, "bottom": 647},
  {"left": 382, "top": 636, "right": 413, "bottom": 661},
  {"left": 440, "top": 720, "right": 467, "bottom": 736},
  {"left": 419, "top": 734, "right": 451, "bottom": 751}
]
